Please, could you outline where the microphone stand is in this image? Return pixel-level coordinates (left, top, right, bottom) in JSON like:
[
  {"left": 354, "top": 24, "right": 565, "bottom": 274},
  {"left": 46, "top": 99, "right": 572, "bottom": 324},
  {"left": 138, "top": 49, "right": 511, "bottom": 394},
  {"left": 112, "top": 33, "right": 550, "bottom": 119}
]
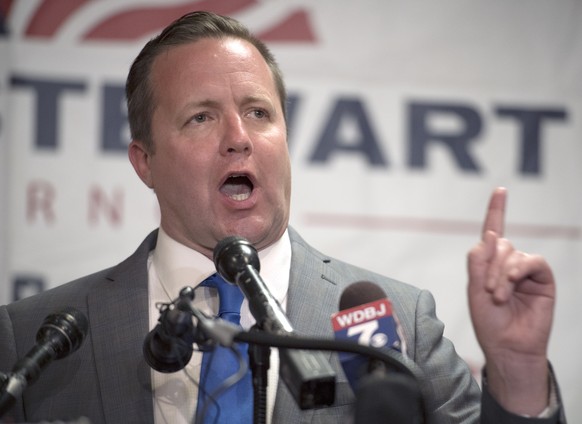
[
  {"left": 187, "top": 304, "right": 271, "bottom": 424},
  {"left": 0, "top": 372, "right": 13, "bottom": 417},
  {"left": 237, "top": 329, "right": 427, "bottom": 424},
  {"left": 248, "top": 326, "right": 269, "bottom": 424},
  {"left": 213, "top": 238, "right": 337, "bottom": 412}
]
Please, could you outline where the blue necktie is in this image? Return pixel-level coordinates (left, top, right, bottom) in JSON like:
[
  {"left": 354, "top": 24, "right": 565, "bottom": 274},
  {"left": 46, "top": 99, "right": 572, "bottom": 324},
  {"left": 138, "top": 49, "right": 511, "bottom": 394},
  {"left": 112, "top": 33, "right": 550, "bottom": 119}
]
[{"left": 196, "top": 273, "right": 252, "bottom": 424}]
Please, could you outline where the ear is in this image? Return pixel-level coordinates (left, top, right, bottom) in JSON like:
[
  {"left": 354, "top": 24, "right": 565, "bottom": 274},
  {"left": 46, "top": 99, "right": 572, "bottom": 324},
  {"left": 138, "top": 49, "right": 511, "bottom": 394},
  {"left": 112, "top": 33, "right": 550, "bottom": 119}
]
[{"left": 128, "top": 140, "right": 154, "bottom": 189}]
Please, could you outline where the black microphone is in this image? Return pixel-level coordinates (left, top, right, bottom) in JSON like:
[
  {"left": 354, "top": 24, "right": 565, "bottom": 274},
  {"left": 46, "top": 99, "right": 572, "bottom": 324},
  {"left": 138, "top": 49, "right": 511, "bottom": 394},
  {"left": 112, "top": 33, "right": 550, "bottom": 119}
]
[
  {"left": 333, "top": 281, "right": 424, "bottom": 424},
  {"left": 143, "top": 286, "right": 246, "bottom": 374},
  {"left": 143, "top": 287, "right": 201, "bottom": 373},
  {"left": 213, "top": 236, "right": 336, "bottom": 410},
  {"left": 0, "top": 307, "right": 88, "bottom": 417},
  {"left": 214, "top": 236, "right": 292, "bottom": 333}
]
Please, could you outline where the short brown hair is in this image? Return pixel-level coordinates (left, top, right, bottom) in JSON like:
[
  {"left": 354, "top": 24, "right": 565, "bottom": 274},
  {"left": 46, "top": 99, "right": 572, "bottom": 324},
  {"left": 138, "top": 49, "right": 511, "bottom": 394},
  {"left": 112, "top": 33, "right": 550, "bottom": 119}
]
[{"left": 125, "top": 11, "right": 287, "bottom": 152}]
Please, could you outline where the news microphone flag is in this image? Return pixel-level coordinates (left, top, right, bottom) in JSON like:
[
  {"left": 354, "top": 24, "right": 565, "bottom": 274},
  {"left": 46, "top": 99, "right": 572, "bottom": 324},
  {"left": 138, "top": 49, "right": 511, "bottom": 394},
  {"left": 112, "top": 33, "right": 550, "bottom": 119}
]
[{"left": 331, "top": 298, "right": 403, "bottom": 389}]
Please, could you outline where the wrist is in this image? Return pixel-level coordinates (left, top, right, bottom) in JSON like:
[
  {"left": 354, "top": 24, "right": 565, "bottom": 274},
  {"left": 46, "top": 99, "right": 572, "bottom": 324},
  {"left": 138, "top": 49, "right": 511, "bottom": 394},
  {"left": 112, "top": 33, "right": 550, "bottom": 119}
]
[{"left": 485, "top": 355, "right": 549, "bottom": 416}]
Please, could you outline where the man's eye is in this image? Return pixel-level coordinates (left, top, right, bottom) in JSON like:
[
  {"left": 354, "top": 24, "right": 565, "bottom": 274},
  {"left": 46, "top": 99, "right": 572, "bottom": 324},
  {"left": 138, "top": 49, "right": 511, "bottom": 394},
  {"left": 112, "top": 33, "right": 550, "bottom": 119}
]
[
  {"left": 193, "top": 113, "right": 206, "bottom": 123},
  {"left": 253, "top": 109, "right": 266, "bottom": 119}
]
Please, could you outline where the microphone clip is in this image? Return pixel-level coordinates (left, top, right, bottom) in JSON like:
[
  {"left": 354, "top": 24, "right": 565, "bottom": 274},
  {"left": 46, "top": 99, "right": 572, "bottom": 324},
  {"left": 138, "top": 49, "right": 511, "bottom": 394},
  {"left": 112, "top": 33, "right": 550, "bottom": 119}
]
[
  {"left": 144, "top": 286, "right": 244, "bottom": 373},
  {"left": 152, "top": 287, "right": 209, "bottom": 349}
]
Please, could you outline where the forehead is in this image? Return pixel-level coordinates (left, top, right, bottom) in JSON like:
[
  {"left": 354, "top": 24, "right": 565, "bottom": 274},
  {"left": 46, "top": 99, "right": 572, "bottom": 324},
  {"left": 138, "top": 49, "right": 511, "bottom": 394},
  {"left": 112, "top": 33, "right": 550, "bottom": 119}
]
[{"left": 149, "top": 37, "right": 278, "bottom": 99}]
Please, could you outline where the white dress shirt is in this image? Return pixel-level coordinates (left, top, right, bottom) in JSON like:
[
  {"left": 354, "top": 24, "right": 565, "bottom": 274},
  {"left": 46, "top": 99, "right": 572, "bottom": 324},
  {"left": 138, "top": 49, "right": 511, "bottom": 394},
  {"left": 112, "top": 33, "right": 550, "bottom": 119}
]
[{"left": 147, "top": 227, "right": 291, "bottom": 424}]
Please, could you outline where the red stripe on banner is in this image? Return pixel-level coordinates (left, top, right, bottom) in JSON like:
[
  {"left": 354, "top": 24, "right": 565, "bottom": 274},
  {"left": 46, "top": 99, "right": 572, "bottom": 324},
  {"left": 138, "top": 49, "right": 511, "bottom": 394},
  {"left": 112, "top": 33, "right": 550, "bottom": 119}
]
[
  {"left": 82, "top": 0, "right": 257, "bottom": 41},
  {"left": 257, "top": 10, "right": 316, "bottom": 42},
  {"left": 0, "top": 0, "right": 15, "bottom": 17},
  {"left": 25, "top": 0, "right": 89, "bottom": 37},
  {"left": 303, "top": 212, "right": 582, "bottom": 239}
]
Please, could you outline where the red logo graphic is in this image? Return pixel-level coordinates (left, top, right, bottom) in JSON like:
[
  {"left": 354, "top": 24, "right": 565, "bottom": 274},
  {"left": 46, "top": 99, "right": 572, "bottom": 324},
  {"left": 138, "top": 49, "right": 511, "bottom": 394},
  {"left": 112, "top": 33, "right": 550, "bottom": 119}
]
[{"left": 15, "top": 0, "right": 316, "bottom": 43}]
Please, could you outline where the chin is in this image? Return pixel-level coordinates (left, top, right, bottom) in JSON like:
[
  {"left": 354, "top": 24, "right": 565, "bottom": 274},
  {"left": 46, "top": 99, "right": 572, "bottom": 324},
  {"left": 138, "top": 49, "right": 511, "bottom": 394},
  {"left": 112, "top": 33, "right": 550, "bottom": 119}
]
[{"left": 222, "top": 221, "right": 282, "bottom": 250}]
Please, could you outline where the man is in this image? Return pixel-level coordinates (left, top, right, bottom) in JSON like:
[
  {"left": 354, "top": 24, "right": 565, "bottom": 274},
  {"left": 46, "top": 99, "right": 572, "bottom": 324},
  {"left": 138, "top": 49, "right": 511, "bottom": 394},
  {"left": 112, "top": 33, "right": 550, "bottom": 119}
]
[{"left": 0, "top": 11, "right": 565, "bottom": 424}]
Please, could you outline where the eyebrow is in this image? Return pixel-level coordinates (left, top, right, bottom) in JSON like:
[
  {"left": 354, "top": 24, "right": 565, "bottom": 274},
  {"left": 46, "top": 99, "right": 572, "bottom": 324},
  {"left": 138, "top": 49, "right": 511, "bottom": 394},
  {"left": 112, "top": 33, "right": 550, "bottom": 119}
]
[
  {"left": 186, "top": 99, "right": 220, "bottom": 110},
  {"left": 240, "top": 94, "right": 274, "bottom": 108},
  {"left": 186, "top": 94, "right": 275, "bottom": 111}
]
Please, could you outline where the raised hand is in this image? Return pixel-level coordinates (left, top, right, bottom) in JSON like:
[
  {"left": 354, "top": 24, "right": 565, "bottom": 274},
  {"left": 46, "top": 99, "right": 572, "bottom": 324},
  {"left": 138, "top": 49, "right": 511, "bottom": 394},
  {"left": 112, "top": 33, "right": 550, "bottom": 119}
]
[{"left": 467, "top": 187, "right": 555, "bottom": 415}]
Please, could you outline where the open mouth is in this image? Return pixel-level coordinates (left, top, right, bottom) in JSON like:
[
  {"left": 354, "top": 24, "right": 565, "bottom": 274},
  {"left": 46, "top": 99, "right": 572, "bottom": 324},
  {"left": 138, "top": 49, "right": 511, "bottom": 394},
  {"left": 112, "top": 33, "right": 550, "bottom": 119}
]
[{"left": 220, "top": 174, "right": 254, "bottom": 201}]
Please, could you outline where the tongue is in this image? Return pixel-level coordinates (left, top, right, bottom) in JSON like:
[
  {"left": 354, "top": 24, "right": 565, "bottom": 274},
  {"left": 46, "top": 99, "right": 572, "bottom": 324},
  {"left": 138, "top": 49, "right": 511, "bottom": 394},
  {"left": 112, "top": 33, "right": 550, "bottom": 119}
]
[{"left": 220, "top": 177, "right": 252, "bottom": 200}]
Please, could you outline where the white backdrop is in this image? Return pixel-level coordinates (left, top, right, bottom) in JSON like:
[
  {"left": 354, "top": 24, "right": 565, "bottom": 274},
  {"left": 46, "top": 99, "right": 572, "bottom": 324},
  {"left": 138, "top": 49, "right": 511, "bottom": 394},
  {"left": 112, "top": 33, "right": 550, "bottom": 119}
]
[{"left": 1, "top": 0, "right": 580, "bottom": 421}]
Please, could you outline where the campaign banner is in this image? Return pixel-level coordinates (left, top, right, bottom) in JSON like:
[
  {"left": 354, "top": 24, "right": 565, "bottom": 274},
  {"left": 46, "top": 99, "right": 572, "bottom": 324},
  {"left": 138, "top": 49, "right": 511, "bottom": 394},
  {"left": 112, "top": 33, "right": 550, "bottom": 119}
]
[{"left": 1, "top": 0, "right": 580, "bottom": 420}]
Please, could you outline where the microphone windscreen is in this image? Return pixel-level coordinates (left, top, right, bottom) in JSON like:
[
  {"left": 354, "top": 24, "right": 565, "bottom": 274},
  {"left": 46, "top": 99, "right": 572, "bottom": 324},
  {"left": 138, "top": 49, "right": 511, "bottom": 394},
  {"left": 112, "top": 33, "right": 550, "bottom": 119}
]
[
  {"left": 339, "top": 281, "right": 386, "bottom": 310},
  {"left": 36, "top": 307, "right": 89, "bottom": 359},
  {"left": 213, "top": 236, "right": 260, "bottom": 283}
]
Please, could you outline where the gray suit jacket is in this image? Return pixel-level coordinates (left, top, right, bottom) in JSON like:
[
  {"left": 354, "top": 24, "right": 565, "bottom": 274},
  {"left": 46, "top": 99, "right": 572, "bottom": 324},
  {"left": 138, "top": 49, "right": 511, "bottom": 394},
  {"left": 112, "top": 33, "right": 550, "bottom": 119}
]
[{"left": 0, "top": 228, "right": 565, "bottom": 423}]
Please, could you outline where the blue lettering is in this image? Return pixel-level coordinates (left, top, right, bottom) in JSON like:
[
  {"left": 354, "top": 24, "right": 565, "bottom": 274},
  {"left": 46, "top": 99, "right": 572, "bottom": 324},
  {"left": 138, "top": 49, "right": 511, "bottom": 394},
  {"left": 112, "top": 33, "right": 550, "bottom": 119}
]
[
  {"left": 11, "top": 75, "right": 86, "bottom": 149},
  {"left": 495, "top": 106, "right": 567, "bottom": 175},
  {"left": 12, "top": 274, "right": 45, "bottom": 301},
  {"left": 101, "top": 84, "right": 129, "bottom": 152},
  {"left": 285, "top": 93, "right": 300, "bottom": 151},
  {"left": 408, "top": 101, "right": 482, "bottom": 172},
  {"left": 310, "top": 98, "right": 388, "bottom": 166}
]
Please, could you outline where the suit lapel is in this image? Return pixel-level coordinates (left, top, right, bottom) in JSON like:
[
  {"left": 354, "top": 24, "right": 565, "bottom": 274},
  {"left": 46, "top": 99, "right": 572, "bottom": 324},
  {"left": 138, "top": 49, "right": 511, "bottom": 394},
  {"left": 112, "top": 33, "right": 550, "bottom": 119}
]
[
  {"left": 272, "top": 228, "right": 340, "bottom": 423},
  {"left": 285, "top": 231, "right": 338, "bottom": 337},
  {"left": 87, "top": 231, "right": 157, "bottom": 423}
]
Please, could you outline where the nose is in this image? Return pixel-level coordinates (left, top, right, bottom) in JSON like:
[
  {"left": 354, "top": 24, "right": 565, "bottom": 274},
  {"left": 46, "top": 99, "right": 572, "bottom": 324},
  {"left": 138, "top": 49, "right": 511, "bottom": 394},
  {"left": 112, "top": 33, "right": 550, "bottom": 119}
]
[{"left": 220, "top": 114, "right": 253, "bottom": 156}]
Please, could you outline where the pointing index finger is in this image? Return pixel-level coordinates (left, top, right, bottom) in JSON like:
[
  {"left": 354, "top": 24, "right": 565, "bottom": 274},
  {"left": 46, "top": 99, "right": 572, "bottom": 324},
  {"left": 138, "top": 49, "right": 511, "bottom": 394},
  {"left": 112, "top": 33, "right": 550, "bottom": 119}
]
[{"left": 482, "top": 187, "right": 507, "bottom": 240}]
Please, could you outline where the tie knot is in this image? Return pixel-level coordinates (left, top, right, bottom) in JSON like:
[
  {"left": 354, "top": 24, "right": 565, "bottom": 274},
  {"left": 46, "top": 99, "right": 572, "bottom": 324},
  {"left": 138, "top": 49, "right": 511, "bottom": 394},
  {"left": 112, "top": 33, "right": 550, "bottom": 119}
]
[{"left": 201, "top": 273, "right": 244, "bottom": 321}]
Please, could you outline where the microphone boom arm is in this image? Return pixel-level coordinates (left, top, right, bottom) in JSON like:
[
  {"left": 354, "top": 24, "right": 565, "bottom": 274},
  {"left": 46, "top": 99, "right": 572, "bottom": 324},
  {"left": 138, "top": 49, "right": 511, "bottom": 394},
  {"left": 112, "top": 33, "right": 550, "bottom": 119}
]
[
  {"left": 185, "top": 302, "right": 422, "bottom": 382},
  {"left": 233, "top": 327, "right": 422, "bottom": 380}
]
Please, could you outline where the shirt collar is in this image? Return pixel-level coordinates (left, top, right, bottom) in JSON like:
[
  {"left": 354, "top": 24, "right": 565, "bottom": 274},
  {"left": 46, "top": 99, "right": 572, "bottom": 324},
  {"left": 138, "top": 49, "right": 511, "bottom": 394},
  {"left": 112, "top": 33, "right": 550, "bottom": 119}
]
[{"left": 151, "top": 227, "right": 291, "bottom": 305}]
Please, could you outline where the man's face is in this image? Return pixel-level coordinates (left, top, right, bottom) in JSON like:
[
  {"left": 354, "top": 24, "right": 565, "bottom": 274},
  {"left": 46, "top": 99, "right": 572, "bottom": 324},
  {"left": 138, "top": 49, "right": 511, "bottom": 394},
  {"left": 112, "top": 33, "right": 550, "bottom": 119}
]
[{"left": 129, "top": 37, "right": 291, "bottom": 258}]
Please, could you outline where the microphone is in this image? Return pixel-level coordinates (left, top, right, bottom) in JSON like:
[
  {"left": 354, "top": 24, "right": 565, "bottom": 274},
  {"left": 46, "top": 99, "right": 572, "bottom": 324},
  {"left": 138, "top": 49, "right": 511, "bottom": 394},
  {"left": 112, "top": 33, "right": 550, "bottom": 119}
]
[
  {"left": 143, "top": 286, "right": 246, "bottom": 374},
  {"left": 213, "top": 236, "right": 336, "bottom": 410},
  {"left": 331, "top": 281, "right": 405, "bottom": 388},
  {"left": 213, "top": 236, "right": 292, "bottom": 333},
  {"left": 332, "top": 281, "right": 423, "bottom": 424},
  {"left": 0, "top": 307, "right": 88, "bottom": 417},
  {"left": 143, "top": 287, "right": 202, "bottom": 373}
]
